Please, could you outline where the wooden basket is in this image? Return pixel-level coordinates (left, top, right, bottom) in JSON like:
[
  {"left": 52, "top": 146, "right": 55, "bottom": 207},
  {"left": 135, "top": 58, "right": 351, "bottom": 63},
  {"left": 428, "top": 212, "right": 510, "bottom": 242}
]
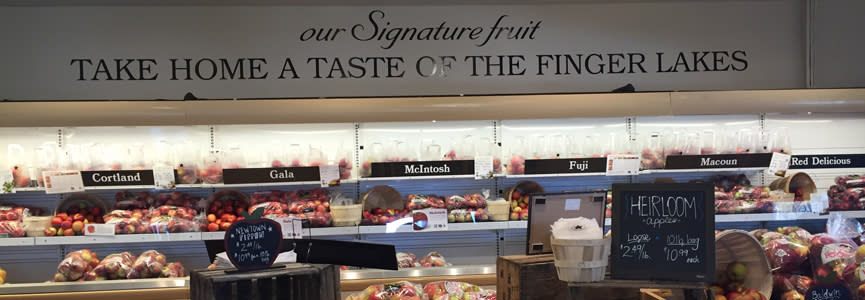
[
  {"left": 551, "top": 237, "right": 610, "bottom": 282},
  {"left": 504, "top": 181, "right": 546, "bottom": 203},
  {"left": 330, "top": 204, "right": 362, "bottom": 227},
  {"left": 190, "top": 263, "right": 339, "bottom": 300},
  {"left": 715, "top": 230, "right": 772, "bottom": 297},
  {"left": 360, "top": 185, "right": 404, "bottom": 210},
  {"left": 769, "top": 172, "right": 817, "bottom": 200},
  {"left": 55, "top": 193, "right": 108, "bottom": 215}
]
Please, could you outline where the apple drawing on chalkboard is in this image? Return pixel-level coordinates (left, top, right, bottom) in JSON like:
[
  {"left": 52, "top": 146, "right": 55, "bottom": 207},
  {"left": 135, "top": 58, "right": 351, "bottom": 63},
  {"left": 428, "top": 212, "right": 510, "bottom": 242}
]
[{"left": 224, "top": 207, "right": 283, "bottom": 271}]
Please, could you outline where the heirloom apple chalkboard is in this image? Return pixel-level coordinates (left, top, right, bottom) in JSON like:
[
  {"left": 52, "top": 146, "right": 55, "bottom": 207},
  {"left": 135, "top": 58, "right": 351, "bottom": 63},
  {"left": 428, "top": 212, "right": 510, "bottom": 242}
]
[{"left": 224, "top": 208, "right": 283, "bottom": 271}]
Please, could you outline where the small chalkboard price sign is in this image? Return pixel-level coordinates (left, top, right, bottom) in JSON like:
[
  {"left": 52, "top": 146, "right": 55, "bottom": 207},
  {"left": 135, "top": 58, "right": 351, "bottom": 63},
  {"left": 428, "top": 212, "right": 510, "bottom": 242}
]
[
  {"left": 610, "top": 183, "right": 715, "bottom": 283},
  {"left": 806, "top": 285, "right": 850, "bottom": 300},
  {"left": 224, "top": 208, "right": 283, "bottom": 271}
]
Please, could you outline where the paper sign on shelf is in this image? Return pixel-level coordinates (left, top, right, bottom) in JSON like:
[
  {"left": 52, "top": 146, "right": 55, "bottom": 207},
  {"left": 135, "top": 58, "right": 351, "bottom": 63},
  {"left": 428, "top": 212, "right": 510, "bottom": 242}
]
[
  {"left": 768, "top": 152, "right": 792, "bottom": 177},
  {"left": 605, "top": 154, "right": 641, "bottom": 176},
  {"left": 318, "top": 165, "right": 340, "bottom": 187},
  {"left": 474, "top": 156, "right": 494, "bottom": 180},
  {"left": 0, "top": 170, "right": 14, "bottom": 194},
  {"left": 273, "top": 217, "right": 303, "bottom": 239},
  {"left": 84, "top": 224, "right": 115, "bottom": 236},
  {"left": 412, "top": 208, "right": 448, "bottom": 232},
  {"left": 152, "top": 166, "right": 175, "bottom": 189},
  {"left": 42, "top": 170, "right": 85, "bottom": 194}
]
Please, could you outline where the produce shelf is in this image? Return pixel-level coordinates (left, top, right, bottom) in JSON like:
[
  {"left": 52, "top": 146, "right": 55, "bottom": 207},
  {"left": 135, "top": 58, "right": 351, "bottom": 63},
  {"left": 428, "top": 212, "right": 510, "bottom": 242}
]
[
  {"left": 34, "top": 232, "right": 202, "bottom": 245},
  {"left": 202, "top": 180, "right": 357, "bottom": 188},
  {"left": 341, "top": 264, "right": 496, "bottom": 280},
  {"left": 505, "top": 173, "right": 606, "bottom": 178},
  {"left": 0, "top": 278, "right": 188, "bottom": 294},
  {"left": 0, "top": 237, "right": 35, "bottom": 246}
]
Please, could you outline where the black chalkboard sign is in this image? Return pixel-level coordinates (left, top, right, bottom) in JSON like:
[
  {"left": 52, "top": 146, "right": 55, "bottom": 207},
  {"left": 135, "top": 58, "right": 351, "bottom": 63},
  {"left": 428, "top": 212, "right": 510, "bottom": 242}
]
[
  {"left": 664, "top": 153, "right": 773, "bottom": 170},
  {"left": 524, "top": 158, "right": 606, "bottom": 174},
  {"left": 224, "top": 218, "right": 283, "bottom": 271},
  {"left": 806, "top": 285, "right": 850, "bottom": 300},
  {"left": 223, "top": 167, "right": 320, "bottom": 184},
  {"left": 369, "top": 160, "right": 473, "bottom": 177},
  {"left": 610, "top": 183, "right": 715, "bottom": 282},
  {"left": 81, "top": 170, "right": 155, "bottom": 186}
]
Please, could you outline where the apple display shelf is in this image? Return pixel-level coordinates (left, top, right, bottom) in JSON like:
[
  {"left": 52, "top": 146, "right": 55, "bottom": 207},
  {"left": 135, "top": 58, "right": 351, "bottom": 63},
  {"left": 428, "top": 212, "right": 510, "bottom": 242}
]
[
  {"left": 551, "top": 237, "right": 611, "bottom": 283},
  {"left": 715, "top": 230, "right": 773, "bottom": 298}
]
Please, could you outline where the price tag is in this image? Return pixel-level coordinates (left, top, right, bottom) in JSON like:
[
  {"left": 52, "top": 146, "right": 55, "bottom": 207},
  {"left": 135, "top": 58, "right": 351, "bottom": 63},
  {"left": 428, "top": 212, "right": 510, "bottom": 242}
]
[
  {"left": 412, "top": 208, "right": 448, "bottom": 232},
  {"left": 42, "top": 170, "right": 85, "bottom": 194},
  {"left": 84, "top": 223, "right": 115, "bottom": 236},
  {"left": 318, "top": 165, "right": 340, "bottom": 187},
  {"left": 768, "top": 152, "right": 792, "bottom": 177},
  {"left": 153, "top": 166, "right": 175, "bottom": 189},
  {"left": 474, "top": 156, "right": 494, "bottom": 180},
  {"left": 605, "top": 154, "right": 641, "bottom": 176},
  {"left": 274, "top": 217, "right": 303, "bottom": 239},
  {"left": 0, "top": 169, "right": 14, "bottom": 194}
]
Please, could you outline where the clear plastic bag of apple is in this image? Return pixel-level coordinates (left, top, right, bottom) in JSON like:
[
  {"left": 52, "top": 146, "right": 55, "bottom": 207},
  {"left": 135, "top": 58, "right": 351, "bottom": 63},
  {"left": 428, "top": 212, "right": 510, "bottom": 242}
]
[
  {"left": 837, "top": 175, "right": 865, "bottom": 189},
  {"left": 104, "top": 210, "right": 150, "bottom": 235},
  {"left": 764, "top": 236, "right": 810, "bottom": 274},
  {"left": 155, "top": 192, "right": 200, "bottom": 209},
  {"left": 447, "top": 209, "right": 489, "bottom": 223},
  {"left": 126, "top": 250, "right": 167, "bottom": 279},
  {"left": 160, "top": 262, "right": 185, "bottom": 278},
  {"left": 85, "top": 252, "right": 136, "bottom": 280},
  {"left": 446, "top": 191, "right": 488, "bottom": 210},
  {"left": 406, "top": 194, "right": 446, "bottom": 210},
  {"left": 418, "top": 252, "right": 449, "bottom": 268},
  {"left": 396, "top": 252, "right": 420, "bottom": 269},
  {"left": 346, "top": 281, "right": 422, "bottom": 300},
  {"left": 421, "top": 281, "right": 482, "bottom": 299},
  {"left": 810, "top": 214, "right": 860, "bottom": 286},
  {"left": 250, "top": 190, "right": 294, "bottom": 205},
  {"left": 772, "top": 273, "right": 812, "bottom": 300},
  {"left": 250, "top": 202, "right": 289, "bottom": 219},
  {"left": 114, "top": 191, "right": 155, "bottom": 210},
  {"left": 54, "top": 249, "right": 99, "bottom": 282}
]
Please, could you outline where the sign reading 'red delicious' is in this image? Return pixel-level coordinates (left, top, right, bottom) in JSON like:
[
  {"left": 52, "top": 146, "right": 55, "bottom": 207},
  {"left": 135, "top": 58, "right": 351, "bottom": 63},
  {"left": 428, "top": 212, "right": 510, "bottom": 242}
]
[
  {"left": 0, "top": 2, "right": 803, "bottom": 100},
  {"left": 370, "top": 160, "right": 473, "bottom": 177},
  {"left": 81, "top": 170, "right": 155, "bottom": 187},
  {"left": 790, "top": 154, "right": 865, "bottom": 169}
]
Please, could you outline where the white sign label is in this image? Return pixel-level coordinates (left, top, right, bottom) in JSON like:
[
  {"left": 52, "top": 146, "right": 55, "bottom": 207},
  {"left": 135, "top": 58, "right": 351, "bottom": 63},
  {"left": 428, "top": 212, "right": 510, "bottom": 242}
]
[
  {"left": 274, "top": 217, "right": 303, "bottom": 239},
  {"left": 413, "top": 208, "right": 448, "bottom": 232},
  {"left": 318, "top": 165, "right": 340, "bottom": 187},
  {"left": 152, "top": 166, "right": 175, "bottom": 189},
  {"left": 474, "top": 156, "right": 494, "bottom": 180},
  {"left": 0, "top": 170, "right": 14, "bottom": 194},
  {"left": 42, "top": 170, "right": 85, "bottom": 194},
  {"left": 0, "top": 3, "right": 803, "bottom": 100},
  {"left": 84, "top": 224, "right": 115, "bottom": 236},
  {"left": 565, "top": 199, "right": 581, "bottom": 211},
  {"left": 768, "top": 152, "right": 792, "bottom": 177},
  {"left": 605, "top": 154, "right": 641, "bottom": 176}
]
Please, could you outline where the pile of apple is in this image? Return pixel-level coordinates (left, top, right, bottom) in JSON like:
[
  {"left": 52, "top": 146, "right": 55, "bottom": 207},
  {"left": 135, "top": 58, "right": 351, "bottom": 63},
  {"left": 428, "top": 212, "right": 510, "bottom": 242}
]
[
  {"left": 0, "top": 221, "right": 23, "bottom": 237},
  {"left": 288, "top": 188, "right": 332, "bottom": 227},
  {"left": 406, "top": 194, "right": 446, "bottom": 210},
  {"left": 346, "top": 281, "right": 422, "bottom": 300},
  {"left": 753, "top": 227, "right": 812, "bottom": 274},
  {"left": 423, "top": 281, "right": 496, "bottom": 300},
  {"left": 0, "top": 205, "right": 46, "bottom": 218},
  {"left": 155, "top": 192, "right": 200, "bottom": 208},
  {"left": 204, "top": 192, "right": 249, "bottom": 232},
  {"left": 446, "top": 193, "right": 487, "bottom": 210},
  {"left": 361, "top": 208, "right": 411, "bottom": 225},
  {"left": 55, "top": 249, "right": 185, "bottom": 282},
  {"left": 396, "top": 251, "right": 448, "bottom": 269},
  {"left": 148, "top": 205, "right": 197, "bottom": 233},
  {"left": 44, "top": 204, "right": 104, "bottom": 237},
  {"left": 103, "top": 209, "right": 149, "bottom": 234},
  {"left": 113, "top": 191, "right": 155, "bottom": 210},
  {"left": 828, "top": 175, "right": 865, "bottom": 211},
  {"left": 709, "top": 262, "right": 768, "bottom": 300},
  {"left": 447, "top": 208, "right": 489, "bottom": 223},
  {"left": 713, "top": 175, "right": 775, "bottom": 214},
  {"left": 509, "top": 190, "right": 530, "bottom": 220}
]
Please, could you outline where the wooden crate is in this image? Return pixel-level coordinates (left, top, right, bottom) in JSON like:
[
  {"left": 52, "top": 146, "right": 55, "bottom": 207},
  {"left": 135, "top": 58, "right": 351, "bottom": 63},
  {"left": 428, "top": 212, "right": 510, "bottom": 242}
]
[
  {"left": 497, "top": 254, "right": 570, "bottom": 300},
  {"left": 190, "top": 263, "right": 339, "bottom": 300}
]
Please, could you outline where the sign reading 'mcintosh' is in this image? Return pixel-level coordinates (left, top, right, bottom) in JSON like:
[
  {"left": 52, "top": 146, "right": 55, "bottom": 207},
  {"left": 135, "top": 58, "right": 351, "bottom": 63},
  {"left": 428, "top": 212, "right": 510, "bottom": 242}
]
[
  {"left": 0, "top": 2, "right": 803, "bottom": 100},
  {"left": 370, "top": 160, "right": 474, "bottom": 177}
]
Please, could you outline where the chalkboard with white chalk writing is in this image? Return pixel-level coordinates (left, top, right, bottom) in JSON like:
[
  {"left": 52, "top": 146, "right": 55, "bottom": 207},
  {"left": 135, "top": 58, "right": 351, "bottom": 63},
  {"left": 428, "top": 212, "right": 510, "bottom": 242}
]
[{"left": 610, "top": 183, "right": 715, "bottom": 282}]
